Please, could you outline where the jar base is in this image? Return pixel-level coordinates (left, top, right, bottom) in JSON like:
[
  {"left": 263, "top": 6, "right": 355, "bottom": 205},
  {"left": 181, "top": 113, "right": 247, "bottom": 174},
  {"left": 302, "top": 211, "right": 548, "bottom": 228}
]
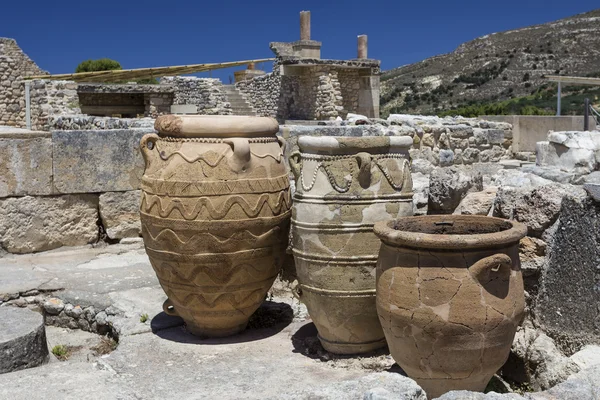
[
  {"left": 414, "top": 374, "right": 492, "bottom": 399},
  {"left": 185, "top": 321, "right": 249, "bottom": 338},
  {"left": 318, "top": 334, "right": 387, "bottom": 355}
]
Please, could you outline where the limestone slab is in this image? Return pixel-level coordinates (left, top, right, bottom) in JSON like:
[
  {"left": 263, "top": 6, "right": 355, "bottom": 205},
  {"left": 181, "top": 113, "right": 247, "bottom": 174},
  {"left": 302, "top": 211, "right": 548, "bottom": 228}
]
[
  {"left": 52, "top": 129, "right": 148, "bottom": 194},
  {"left": 99, "top": 191, "right": 142, "bottom": 240},
  {"left": 0, "top": 307, "right": 49, "bottom": 374},
  {"left": 0, "top": 136, "right": 53, "bottom": 197},
  {"left": 0, "top": 195, "right": 99, "bottom": 253}
]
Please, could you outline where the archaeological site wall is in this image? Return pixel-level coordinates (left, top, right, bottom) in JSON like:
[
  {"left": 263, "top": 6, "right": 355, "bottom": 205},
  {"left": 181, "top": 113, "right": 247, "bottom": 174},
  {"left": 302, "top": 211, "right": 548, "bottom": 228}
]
[
  {"left": 0, "top": 38, "right": 47, "bottom": 128},
  {"left": 236, "top": 60, "right": 375, "bottom": 122},
  {"left": 160, "top": 76, "right": 232, "bottom": 115}
]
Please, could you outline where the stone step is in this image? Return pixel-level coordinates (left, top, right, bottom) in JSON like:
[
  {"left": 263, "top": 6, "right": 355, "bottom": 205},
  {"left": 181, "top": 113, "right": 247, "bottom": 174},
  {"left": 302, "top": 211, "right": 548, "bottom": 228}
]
[{"left": 221, "top": 84, "right": 256, "bottom": 116}]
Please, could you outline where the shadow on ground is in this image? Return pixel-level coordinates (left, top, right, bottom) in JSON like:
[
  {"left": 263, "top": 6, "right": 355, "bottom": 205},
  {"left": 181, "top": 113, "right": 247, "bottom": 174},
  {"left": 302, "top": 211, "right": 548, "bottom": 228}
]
[
  {"left": 150, "top": 300, "right": 293, "bottom": 344},
  {"left": 291, "top": 322, "right": 403, "bottom": 373}
]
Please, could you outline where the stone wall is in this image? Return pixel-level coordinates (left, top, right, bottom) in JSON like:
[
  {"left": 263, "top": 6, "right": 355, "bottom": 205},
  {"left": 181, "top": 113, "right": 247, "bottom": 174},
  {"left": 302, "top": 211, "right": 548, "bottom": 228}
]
[
  {"left": 387, "top": 114, "right": 514, "bottom": 170},
  {"left": 0, "top": 38, "right": 47, "bottom": 128},
  {"left": 236, "top": 59, "right": 377, "bottom": 122},
  {"left": 160, "top": 76, "right": 232, "bottom": 115},
  {"left": 0, "top": 127, "right": 151, "bottom": 253},
  {"left": 235, "top": 72, "right": 281, "bottom": 118}
]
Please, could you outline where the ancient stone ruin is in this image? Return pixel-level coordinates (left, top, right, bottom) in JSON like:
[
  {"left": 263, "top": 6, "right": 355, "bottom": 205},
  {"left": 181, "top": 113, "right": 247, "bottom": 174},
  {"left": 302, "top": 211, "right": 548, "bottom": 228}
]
[{"left": 1, "top": 9, "right": 600, "bottom": 400}]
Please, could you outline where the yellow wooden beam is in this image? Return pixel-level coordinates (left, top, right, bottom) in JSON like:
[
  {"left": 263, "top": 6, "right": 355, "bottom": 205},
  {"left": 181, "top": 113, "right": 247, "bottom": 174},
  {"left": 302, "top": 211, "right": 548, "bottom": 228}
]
[{"left": 24, "top": 58, "right": 275, "bottom": 82}]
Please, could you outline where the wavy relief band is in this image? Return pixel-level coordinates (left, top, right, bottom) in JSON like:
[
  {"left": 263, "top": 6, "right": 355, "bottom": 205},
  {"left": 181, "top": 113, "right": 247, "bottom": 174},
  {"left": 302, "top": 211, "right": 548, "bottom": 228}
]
[
  {"left": 300, "top": 161, "right": 353, "bottom": 193},
  {"left": 164, "top": 287, "right": 267, "bottom": 310},
  {"left": 155, "top": 143, "right": 284, "bottom": 164},
  {"left": 141, "top": 175, "right": 290, "bottom": 196},
  {"left": 140, "top": 211, "right": 291, "bottom": 233},
  {"left": 299, "top": 157, "right": 411, "bottom": 193},
  {"left": 141, "top": 191, "right": 292, "bottom": 220},
  {"left": 374, "top": 158, "right": 411, "bottom": 191},
  {"left": 145, "top": 246, "right": 275, "bottom": 262},
  {"left": 151, "top": 260, "right": 278, "bottom": 289},
  {"left": 143, "top": 226, "right": 282, "bottom": 248}
]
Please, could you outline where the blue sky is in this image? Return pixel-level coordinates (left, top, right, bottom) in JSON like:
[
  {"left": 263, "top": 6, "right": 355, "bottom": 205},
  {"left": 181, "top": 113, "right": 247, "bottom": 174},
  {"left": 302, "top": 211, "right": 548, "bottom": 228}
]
[{"left": 2, "top": 1, "right": 598, "bottom": 81}]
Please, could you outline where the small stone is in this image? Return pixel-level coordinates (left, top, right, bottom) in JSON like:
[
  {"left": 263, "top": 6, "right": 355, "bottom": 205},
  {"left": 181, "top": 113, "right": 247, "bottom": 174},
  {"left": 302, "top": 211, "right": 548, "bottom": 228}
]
[{"left": 43, "top": 298, "right": 64, "bottom": 315}]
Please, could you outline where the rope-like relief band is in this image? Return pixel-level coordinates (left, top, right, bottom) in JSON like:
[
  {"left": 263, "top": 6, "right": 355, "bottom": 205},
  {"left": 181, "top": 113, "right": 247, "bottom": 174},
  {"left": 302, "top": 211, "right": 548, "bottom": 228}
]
[{"left": 157, "top": 136, "right": 278, "bottom": 143}]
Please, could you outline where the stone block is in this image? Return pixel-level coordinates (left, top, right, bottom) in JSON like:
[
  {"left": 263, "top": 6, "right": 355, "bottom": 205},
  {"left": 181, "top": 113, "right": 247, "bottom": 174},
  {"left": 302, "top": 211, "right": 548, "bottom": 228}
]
[
  {"left": 99, "top": 191, "right": 142, "bottom": 240},
  {"left": 0, "top": 307, "right": 49, "bottom": 373},
  {"left": 0, "top": 194, "right": 99, "bottom": 254},
  {"left": 52, "top": 129, "right": 148, "bottom": 193},
  {"left": 170, "top": 104, "right": 198, "bottom": 114},
  {"left": 0, "top": 131, "right": 52, "bottom": 197},
  {"left": 493, "top": 183, "right": 583, "bottom": 237},
  {"left": 536, "top": 193, "right": 600, "bottom": 351},
  {"left": 428, "top": 166, "right": 483, "bottom": 214}
]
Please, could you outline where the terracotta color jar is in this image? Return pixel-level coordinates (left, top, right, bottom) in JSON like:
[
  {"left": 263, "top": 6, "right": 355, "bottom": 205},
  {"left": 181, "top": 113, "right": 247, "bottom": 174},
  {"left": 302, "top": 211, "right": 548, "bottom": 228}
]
[
  {"left": 140, "top": 115, "right": 291, "bottom": 337},
  {"left": 374, "top": 215, "right": 527, "bottom": 398},
  {"left": 290, "top": 136, "right": 414, "bottom": 354}
]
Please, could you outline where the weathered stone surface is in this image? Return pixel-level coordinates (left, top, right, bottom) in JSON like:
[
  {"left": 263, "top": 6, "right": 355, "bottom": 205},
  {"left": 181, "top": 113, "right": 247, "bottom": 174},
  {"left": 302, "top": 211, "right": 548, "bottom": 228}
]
[
  {"left": 281, "top": 372, "right": 426, "bottom": 400},
  {"left": 0, "top": 195, "right": 98, "bottom": 253},
  {"left": 436, "top": 392, "right": 524, "bottom": 399},
  {"left": 0, "top": 307, "right": 49, "bottom": 373},
  {"left": 521, "top": 165, "right": 584, "bottom": 185},
  {"left": 536, "top": 131, "right": 600, "bottom": 174},
  {"left": 428, "top": 166, "right": 483, "bottom": 214},
  {"left": 0, "top": 132, "right": 53, "bottom": 198},
  {"left": 527, "top": 332, "right": 579, "bottom": 390},
  {"left": 569, "top": 345, "right": 600, "bottom": 371},
  {"left": 535, "top": 193, "right": 600, "bottom": 352},
  {"left": 99, "top": 191, "right": 142, "bottom": 240},
  {"left": 493, "top": 184, "right": 584, "bottom": 237},
  {"left": 490, "top": 169, "right": 552, "bottom": 188},
  {"left": 52, "top": 129, "right": 148, "bottom": 194},
  {"left": 528, "top": 365, "right": 600, "bottom": 400},
  {"left": 453, "top": 187, "right": 497, "bottom": 215},
  {"left": 412, "top": 172, "right": 429, "bottom": 215},
  {"left": 411, "top": 158, "right": 435, "bottom": 175},
  {"left": 518, "top": 236, "right": 546, "bottom": 294}
]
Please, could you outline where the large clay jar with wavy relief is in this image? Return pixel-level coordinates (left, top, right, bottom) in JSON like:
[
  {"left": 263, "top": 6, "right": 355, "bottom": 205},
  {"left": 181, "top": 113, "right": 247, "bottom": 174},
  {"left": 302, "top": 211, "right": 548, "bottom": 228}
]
[
  {"left": 139, "top": 115, "right": 290, "bottom": 338},
  {"left": 289, "top": 136, "right": 414, "bottom": 354},
  {"left": 373, "top": 215, "right": 527, "bottom": 398}
]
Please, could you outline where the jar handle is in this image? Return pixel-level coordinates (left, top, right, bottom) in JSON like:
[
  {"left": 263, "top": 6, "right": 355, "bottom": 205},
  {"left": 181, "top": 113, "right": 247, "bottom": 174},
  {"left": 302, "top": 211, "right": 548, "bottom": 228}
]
[
  {"left": 355, "top": 152, "right": 372, "bottom": 188},
  {"left": 289, "top": 151, "right": 302, "bottom": 181},
  {"left": 223, "top": 138, "right": 251, "bottom": 172},
  {"left": 162, "top": 299, "right": 179, "bottom": 317},
  {"left": 140, "top": 133, "right": 160, "bottom": 169},
  {"left": 468, "top": 253, "right": 513, "bottom": 283}
]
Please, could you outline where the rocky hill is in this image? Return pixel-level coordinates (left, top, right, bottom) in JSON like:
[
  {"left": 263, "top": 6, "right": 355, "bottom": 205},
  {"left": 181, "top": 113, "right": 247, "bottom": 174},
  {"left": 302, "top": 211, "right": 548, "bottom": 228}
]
[{"left": 380, "top": 9, "right": 600, "bottom": 116}]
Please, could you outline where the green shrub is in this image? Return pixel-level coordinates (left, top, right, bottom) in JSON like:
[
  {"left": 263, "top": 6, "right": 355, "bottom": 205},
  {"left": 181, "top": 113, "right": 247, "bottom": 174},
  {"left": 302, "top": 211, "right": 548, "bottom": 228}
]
[{"left": 75, "top": 58, "right": 122, "bottom": 73}]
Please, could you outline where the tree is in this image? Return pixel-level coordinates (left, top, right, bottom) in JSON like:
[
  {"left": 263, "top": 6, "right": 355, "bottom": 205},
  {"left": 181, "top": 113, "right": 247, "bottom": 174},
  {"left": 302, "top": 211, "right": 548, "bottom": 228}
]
[
  {"left": 74, "top": 58, "right": 157, "bottom": 84},
  {"left": 75, "top": 58, "right": 122, "bottom": 73}
]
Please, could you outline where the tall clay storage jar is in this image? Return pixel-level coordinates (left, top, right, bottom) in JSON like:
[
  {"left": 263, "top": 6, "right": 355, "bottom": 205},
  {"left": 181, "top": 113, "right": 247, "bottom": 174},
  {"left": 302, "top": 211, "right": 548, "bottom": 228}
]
[
  {"left": 140, "top": 115, "right": 291, "bottom": 338},
  {"left": 290, "top": 136, "right": 414, "bottom": 354},
  {"left": 374, "top": 215, "right": 527, "bottom": 398}
]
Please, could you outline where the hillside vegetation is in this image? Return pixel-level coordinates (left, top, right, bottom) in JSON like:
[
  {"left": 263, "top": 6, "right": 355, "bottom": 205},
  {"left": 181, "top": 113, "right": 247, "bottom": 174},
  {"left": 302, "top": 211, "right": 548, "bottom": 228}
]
[{"left": 380, "top": 9, "right": 600, "bottom": 117}]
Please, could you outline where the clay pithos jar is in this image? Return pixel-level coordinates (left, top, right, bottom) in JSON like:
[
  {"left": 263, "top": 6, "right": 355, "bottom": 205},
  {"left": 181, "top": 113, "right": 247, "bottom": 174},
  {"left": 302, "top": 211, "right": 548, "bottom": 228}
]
[
  {"left": 373, "top": 215, "right": 527, "bottom": 398},
  {"left": 290, "top": 136, "right": 414, "bottom": 354},
  {"left": 139, "top": 115, "right": 291, "bottom": 338}
]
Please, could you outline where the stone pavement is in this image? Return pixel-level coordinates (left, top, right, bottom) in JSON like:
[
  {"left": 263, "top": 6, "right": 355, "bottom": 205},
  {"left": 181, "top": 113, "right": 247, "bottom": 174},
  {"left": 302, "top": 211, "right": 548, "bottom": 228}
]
[{"left": 0, "top": 242, "right": 420, "bottom": 400}]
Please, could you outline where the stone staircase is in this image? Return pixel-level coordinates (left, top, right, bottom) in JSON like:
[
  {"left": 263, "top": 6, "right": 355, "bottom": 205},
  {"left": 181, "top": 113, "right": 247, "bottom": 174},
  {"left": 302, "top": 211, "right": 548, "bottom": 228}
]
[{"left": 221, "top": 85, "right": 257, "bottom": 116}]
